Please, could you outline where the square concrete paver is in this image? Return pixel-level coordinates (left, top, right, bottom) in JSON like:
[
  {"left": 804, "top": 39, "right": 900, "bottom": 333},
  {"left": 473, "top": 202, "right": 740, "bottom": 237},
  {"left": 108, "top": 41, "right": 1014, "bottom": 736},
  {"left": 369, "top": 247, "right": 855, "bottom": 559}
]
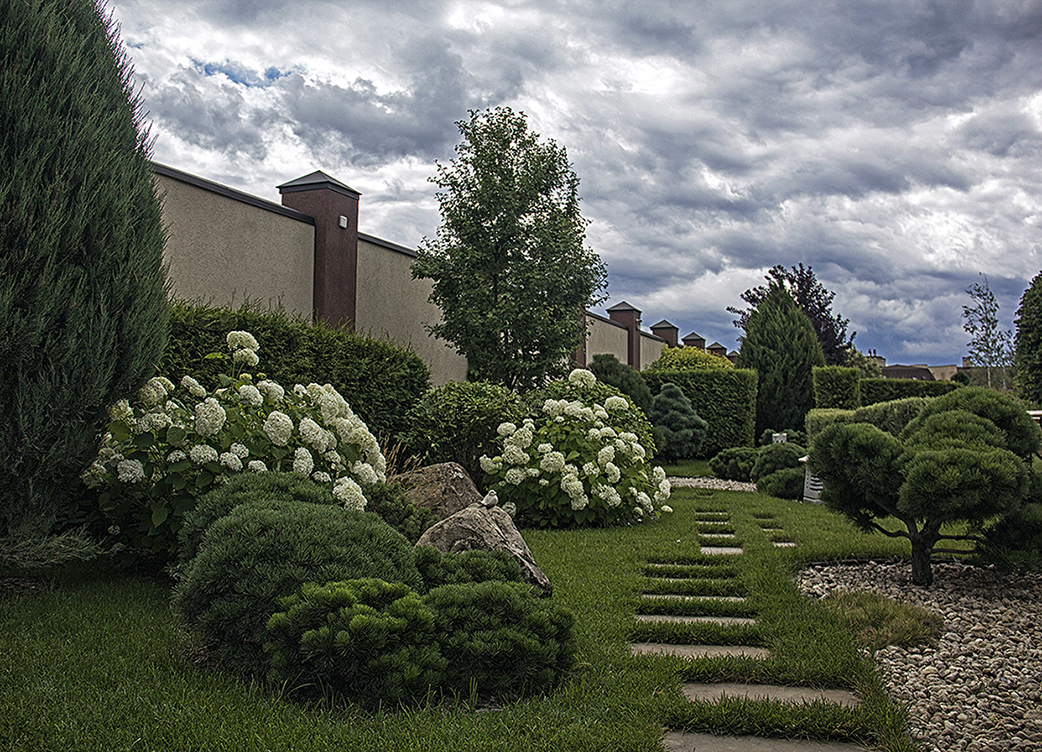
[
  {"left": 700, "top": 546, "right": 744, "bottom": 555},
  {"left": 773, "top": 541, "right": 797, "bottom": 548},
  {"left": 662, "top": 731, "right": 871, "bottom": 751},
  {"left": 635, "top": 614, "right": 757, "bottom": 627},
  {"left": 682, "top": 682, "right": 859, "bottom": 707},
  {"left": 631, "top": 643, "right": 770, "bottom": 660},
  {"left": 640, "top": 594, "right": 747, "bottom": 603}
]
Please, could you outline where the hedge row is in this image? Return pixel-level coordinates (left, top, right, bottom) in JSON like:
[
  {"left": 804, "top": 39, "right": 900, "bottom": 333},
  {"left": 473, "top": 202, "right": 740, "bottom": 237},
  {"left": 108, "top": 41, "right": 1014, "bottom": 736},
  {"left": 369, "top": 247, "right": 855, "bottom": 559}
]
[
  {"left": 643, "top": 369, "right": 757, "bottom": 456},
  {"left": 812, "top": 367, "right": 861, "bottom": 410},
  {"left": 860, "top": 378, "right": 960, "bottom": 406},
  {"left": 161, "top": 300, "right": 430, "bottom": 440}
]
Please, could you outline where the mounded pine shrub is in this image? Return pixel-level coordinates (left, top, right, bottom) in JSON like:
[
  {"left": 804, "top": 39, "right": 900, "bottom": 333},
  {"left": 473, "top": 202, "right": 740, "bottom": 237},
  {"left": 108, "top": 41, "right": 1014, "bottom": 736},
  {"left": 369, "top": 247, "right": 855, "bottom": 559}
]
[
  {"left": 1, "top": 0, "right": 168, "bottom": 540},
  {"left": 749, "top": 443, "right": 806, "bottom": 483},
  {"left": 414, "top": 546, "right": 524, "bottom": 592},
  {"left": 757, "top": 466, "right": 806, "bottom": 500},
  {"left": 709, "top": 447, "right": 759, "bottom": 482},
  {"left": 648, "top": 383, "right": 708, "bottom": 463}
]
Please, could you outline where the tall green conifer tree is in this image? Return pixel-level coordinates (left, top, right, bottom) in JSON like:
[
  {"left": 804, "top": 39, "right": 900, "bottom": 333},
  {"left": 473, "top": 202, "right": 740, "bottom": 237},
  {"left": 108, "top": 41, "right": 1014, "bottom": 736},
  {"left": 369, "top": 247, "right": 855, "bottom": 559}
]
[
  {"left": 1015, "top": 271, "right": 1042, "bottom": 404},
  {"left": 0, "top": 0, "right": 169, "bottom": 540}
]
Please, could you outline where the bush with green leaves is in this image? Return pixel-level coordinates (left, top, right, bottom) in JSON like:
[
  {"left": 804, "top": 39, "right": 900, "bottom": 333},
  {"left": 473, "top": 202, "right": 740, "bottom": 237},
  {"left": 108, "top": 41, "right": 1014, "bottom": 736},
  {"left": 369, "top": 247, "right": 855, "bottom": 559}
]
[
  {"left": 482, "top": 369, "right": 670, "bottom": 527},
  {"left": 648, "top": 383, "right": 708, "bottom": 463},
  {"left": 860, "top": 378, "right": 959, "bottom": 405},
  {"left": 709, "top": 447, "right": 759, "bottom": 482},
  {"left": 1, "top": 0, "right": 168, "bottom": 542},
  {"left": 415, "top": 546, "right": 524, "bottom": 591},
  {"left": 810, "top": 388, "right": 1038, "bottom": 585},
  {"left": 645, "top": 347, "right": 734, "bottom": 371},
  {"left": 1015, "top": 271, "right": 1042, "bottom": 404},
  {"left": 402, "top": 381, "right": 524, "bottom": 483},
  {"left": 265, "top": 578, "right": 445, "bottom": 706},
  {"left": 757, "top": 466, "right": 806, "bottom": 500},
  {"left": 172, "top": 500, "right": 421, "bottom": 675},
  {"left": 588, "top": 353, "right": 653, "bottom": 413},
  {"left": 82, "top": 331, "right": 386, "bottom": 557},
  {"left": 425, "top": 580, "right": 576, "bottom": 698},
  {"left": 974, "top": 477, "right": 1042, "bottom": 573},
  {"left": 750, "top": 443, "right": 806, "bottom": 483}
]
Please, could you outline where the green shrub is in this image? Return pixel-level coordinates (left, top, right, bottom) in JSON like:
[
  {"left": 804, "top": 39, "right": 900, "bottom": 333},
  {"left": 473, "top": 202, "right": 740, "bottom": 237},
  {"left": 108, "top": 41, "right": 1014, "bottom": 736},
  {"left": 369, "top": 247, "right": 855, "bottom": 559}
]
[
  {"left": 172, "top": 501, "right": 421, "bottom": 675},
  {"left": 901, "top": 410, "right": 1008, "bottom": 453},
  {"left": 402, "top": 381, "right": 524, "bottom": 483},
  {"left": 414, "top": 546, "right": 524, "bottom": 592},
  {"left": 852, "top": 397, "right": 931, "bottom": 437},
  {"left": 812, "top": 367, "right": 861, "bottom": 410},
  {"left": 161, "top": 301, "right": 430, "bottom": 441},
  {"left": 645, "top": 346, "right": 734, "bottom": 371},
  {"left": 757, "top": 467, "right": 806, "bottom": 500},
  {"left": 362, "top": 482, "right": 438, "bottom": 544},
  {"left": 265, "top": 578, "right": 445, "bottom": 705},
  {"left": 860, "top": 378, "right": 959, "bottom": 405},
  {"left": 975, "top": 495, "right": 1042, "bottom": 573},
  {"left": 805, "top": 409, "right": 857, "bottom": 443},
  {"left": 177, "top": 472, "right": 336, "bottom": 568},
  {"left": 588, "top": 353, "right": 653, "bottom": 413},
  {"left": 750, "top": 443, "right": 806, "bottom": 483},
  {"left": 1, "top": 0, "right": 168, "bottom": 540},
  {"left": 83, "top": 332, "right": 386, "bottom": 558},
  {"left": 758, "top": 427, "right": 807, "bottom": 446},
  {"left": 483, "top": 369, "right": 669, "bottom": 528},
  {"left": 709, "top": 447, "right": 759, "bottom": 482},
  {"left": 648, "top": 383, "right": 708, "bottom": 463},
  {"left": 643, "top": 369, "right": 757, "bottom": 457},
  {"left": 425, "top": 580, "right": 576, "bottom": 697}
]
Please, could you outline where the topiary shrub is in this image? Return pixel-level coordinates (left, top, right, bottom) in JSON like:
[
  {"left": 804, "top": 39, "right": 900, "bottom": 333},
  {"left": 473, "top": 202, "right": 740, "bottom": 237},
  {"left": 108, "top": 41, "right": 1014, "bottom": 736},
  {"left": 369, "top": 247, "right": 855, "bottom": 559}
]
[
  {"left": 648, "top": 383, "right": 708, "bottom": 463},
  {"left": 709, "top": 447, "right": 759, "bottom": 482},
  {"left": 645, "top": 347, "right": 734, "bottom": 371},
  {"left": 588, "top": 353, "right": 653, "bottom": 413},
  {"left": 361, "top": 482, "right": 438, "bottom": 544},
  {"left": 812, "top": 366, "right": 861, "bottom": 410},
  {"left": 1, "top": 0, "right": 168, "bottom": 543},
  {"left": 172, "top": 500, "right": 421, "bottom": 675},
  {"left": 750, "top": 443, "right": 806, "bottom": 483},
  {"left": 401, "top": 381, "right": 524, "bottom": 483},
  {"left": 265, "top": 578, "right": 445, "bottom": 706},
  {"left": 757, "top": 466, "right": 806, "bottom": 500},
  {"left": 425, "top": 580, "right": 576, "bottom": 698},
  {"left": 414, "top": 546, "right": 524, "bottom": 592},
  {"left": 974, "top": 472, "right": 1042, "bottom": 573},
  {"left": 483, "top": 369, "right": 670, "bottom": 528}
]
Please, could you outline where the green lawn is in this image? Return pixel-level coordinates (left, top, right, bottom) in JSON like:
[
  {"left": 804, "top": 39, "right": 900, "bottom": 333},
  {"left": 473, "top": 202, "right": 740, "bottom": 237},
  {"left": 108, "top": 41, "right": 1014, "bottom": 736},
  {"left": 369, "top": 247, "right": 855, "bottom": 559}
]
[{"left": 0, "top": 489, "right": 928, "bottom": 752}]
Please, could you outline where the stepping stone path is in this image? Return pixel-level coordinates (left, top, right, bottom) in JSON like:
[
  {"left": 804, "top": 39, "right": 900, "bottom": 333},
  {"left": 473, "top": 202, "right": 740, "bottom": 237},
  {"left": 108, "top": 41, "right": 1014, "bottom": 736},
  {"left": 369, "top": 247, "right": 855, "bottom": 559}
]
[{"left": 631, "top": 502, "right": 868, "bottom": 751}]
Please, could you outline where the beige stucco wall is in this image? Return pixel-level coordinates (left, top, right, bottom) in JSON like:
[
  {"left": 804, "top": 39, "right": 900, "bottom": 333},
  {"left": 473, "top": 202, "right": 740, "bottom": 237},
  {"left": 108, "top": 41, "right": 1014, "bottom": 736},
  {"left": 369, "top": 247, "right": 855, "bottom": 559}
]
[
  {"left": 584, "top": 315, "right": 629, "bottom": 364},
  {"left": 640, "top": 333, "right": 666, "bottom": 370},
  {"left": 355, "top": 236, "right": 468, "bottom": 386},
  {"left": 157, "top": 172, "right": 315, "bottom": 318}
]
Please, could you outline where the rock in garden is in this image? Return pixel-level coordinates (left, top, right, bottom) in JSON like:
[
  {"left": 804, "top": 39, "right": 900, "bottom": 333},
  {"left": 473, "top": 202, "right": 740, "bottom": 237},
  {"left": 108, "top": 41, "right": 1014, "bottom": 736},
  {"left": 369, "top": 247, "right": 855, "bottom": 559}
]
[
  {"left": 392, "top": 462, "right": 482, "bottom": 520},
  {"left": 416, "top": 502, "right": 553, "bottom": 596}
]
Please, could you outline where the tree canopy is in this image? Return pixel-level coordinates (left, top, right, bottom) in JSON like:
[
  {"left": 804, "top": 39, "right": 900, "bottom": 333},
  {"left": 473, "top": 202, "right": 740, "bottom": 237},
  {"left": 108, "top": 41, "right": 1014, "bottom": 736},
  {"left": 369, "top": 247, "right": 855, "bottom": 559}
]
[
  {"left": 411, "top": 107, "right": 607, "bottom": 391},
  {"left": 729, "top": 264, "right": 853, "bottom": 365},
  {"left": 1015, "top": 271, "right": 1042, "bottom": 404},
  {"left": 963, "top": 274, "right": 1013, "bottom": 390}
]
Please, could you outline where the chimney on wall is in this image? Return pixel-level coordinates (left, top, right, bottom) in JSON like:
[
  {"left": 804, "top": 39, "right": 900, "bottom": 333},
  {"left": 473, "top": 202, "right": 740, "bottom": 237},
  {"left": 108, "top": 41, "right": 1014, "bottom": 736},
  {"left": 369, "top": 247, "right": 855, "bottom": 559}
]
[
  {"left": 682, "top": 332, "right": 706, "bottom": 349},
  {"left": 278, "top": 171, "right": 361, "bottom": 329},
  {"left": 707, "top": 341, "right": 727, "bottom": 359},
  {"left": 650, "top": 320, "right": 679, "bottom": 348},
  {"left": 607, "top": 301, "right": 642, "bottom": 369}
]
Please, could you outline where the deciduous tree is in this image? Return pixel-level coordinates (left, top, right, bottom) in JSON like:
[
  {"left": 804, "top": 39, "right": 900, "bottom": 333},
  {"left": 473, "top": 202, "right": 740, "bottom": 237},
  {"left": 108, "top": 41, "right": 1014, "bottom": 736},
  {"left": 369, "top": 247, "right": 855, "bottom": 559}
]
[{"left": 963, "top": 274, "right": 1013, "bottom": 390}]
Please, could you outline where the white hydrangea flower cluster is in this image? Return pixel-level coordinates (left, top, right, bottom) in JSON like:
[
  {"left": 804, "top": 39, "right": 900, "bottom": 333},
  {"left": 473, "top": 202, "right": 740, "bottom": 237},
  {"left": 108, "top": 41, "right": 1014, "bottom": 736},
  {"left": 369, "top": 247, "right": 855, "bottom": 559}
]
[
  {"left": 84, "top": 330, "right": 387, "bottom": 523},
  {"left": 479, "top": 372, "right": 671, "bottom": 527}
]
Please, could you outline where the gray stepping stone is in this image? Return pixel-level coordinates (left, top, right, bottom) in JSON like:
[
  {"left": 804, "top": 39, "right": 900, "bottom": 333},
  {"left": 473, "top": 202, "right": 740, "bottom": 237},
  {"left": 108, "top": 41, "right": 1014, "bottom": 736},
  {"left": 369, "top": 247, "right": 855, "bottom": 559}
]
[
  {"left": 773, "top": 541, "right": 797, "bottom": 548},
  {"left": 662, "top": 731, "right": 871, "bottom": 751},
  {"left": 635, "top": 614, "right": 757, "bottom": 626},
  {"left": 681, "top": 682, "right": 859, "bottom": 707},
  {"left": 701, "top": 546, "right": 744, "bottom": 555},
  {"left": 631, "top": 643, "right": 770, "bottom": 660},
  {"left": 760, "top": 526, "right": 783, "bottom": 532},
  {"left": 640, "top": 594, "right": 747, "bottom": 603},
  {"left": 700, "top": 533, "right": 738, "bottom": 539}
]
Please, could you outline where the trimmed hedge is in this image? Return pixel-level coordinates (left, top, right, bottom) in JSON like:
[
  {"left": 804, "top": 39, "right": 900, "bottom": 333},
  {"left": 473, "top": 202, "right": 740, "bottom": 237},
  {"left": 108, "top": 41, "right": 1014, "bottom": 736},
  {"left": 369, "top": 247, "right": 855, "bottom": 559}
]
[
  {"left": 812, "top": 367, "right": 860, "bottom": 410},
  {"left": 806, "top": 397, "right": 931, "bottom": 442},
  {"left": 161, "top": 300, "right": 430, "bottom": 441},
  {"left": 644, "top": 369, "right": 757, "bottom": 456},
  {"left": 860, "top": 378, "right": 960, "bottom": 406}
]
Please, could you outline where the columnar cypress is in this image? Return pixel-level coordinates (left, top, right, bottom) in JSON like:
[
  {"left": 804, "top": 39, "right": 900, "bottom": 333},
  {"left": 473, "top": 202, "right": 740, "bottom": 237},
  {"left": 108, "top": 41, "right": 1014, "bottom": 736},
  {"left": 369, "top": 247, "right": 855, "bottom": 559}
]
[
  {"left": 0, "top": 0, "right": 169, "bottom": 538},
  {"left": 1015, "top": 271, "right": 1042, "bottom": 404},
  {"left": 736, "top": 282, "right": 825, "bottom": 436}
]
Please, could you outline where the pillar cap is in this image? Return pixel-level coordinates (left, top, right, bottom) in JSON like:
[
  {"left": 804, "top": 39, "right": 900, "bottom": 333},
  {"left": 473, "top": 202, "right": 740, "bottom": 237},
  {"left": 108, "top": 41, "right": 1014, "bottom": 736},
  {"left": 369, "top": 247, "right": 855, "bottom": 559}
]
[{"left": 278, "top": 171, "right": 361, "bottom": 198}]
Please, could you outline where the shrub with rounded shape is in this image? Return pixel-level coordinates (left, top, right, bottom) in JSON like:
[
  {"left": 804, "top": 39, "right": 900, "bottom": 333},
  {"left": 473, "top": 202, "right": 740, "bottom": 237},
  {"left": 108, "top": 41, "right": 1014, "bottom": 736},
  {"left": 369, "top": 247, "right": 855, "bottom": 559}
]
[
  {"left": 709, "top": 447, "right": 759, "bottom": 482},
  {"left": 172, "top": 500, "right": 421, "bottom": 675},
  {"left": 758, "top": 428, "right": 807, "bottom": 446},
  {"left": 901, "top": 410, "right": 1008, "bottom": 454},
  {"left": 900, "top": 387, "right": 1040, "bottom": 460},
  {"left": 402, "top": 381, "right": 524, "bottom": 483},
  {"left": 588, "top": 354, "right": 653, "bottom": 413},
  {"left": 648, "top": 383, "right": 709, "bottom": 463},
  {"left": 425, "top": 580, "right": 576, "bottom": 697},
  {"left": 414, "top": 546, "right": 524, "bottom": 592},
  {"left": 757, "top": 466, "right": 806, "bottom": 500},
  {"left": 177, "top": 472, "right": 336, "bottom": 567},
  {"left": 265, "top": 578, "right": 445, "bottom": 705},
  {"left": 750, "top": 443, "right": 806, "bottom": 483},
  {"left": 646, "top": 347, "right": 734, "bottom": 371},
  {"left": 361, "top": 482, "right": 438, "bottom": 545}
]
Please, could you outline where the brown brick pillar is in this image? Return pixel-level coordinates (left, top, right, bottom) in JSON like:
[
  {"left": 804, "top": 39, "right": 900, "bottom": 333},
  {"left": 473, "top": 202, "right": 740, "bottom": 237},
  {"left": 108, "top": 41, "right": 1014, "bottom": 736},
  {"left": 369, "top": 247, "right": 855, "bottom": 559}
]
[
  {"left": 650, "top": 320, "right": 679, "bottom": 348},
  {"left": 607, "top": 301, "right": 642, "bottom": 369},
  {"left": 278, "top": 171, "right": 360, "bottom": 328}
]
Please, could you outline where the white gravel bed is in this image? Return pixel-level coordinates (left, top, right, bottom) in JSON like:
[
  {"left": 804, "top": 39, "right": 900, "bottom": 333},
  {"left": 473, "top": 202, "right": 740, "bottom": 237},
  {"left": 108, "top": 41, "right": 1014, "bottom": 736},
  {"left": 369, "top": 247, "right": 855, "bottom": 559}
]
[
  {"left": 797, "top": 560, "right": 1042, "bottom": 752},
  {"left": 669, "top": 476, "right": 759, "bottom": 493}
]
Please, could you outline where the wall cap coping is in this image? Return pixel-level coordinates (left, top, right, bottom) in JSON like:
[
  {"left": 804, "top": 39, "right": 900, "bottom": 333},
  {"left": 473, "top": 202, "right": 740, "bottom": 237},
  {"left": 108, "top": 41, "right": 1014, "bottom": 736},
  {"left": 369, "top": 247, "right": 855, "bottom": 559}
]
[{"left": 359, "top": 232, "right": 418, "bottom": 258}]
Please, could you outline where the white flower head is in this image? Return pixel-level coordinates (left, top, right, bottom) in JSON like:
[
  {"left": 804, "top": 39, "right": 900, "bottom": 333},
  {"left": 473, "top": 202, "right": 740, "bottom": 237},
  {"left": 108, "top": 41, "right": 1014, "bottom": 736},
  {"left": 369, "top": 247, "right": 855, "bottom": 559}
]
[
  {"left": 598, "top": 445, "right": 615, "bottom": 466},
  {"left": 537, "top": 443, "right": 553, "bottom": 454},
  {"left": 540, "top": 451, "right": 566, "bottom": 474},
  {"left": 230, "top": 443, "right": 249, "bottom": 459},
  {"left": 256, "top": 379, "right": 285, "bottom": 402},
  {"left": 263, "top": 411, "right": 294, "bottom": 446},
  {"left": 479, "top": 455, "right": 502, "bottom": 473},
  {"left": 219, "top": 452, "right": 243, "bottom": 472},
  {"left": 293, "top": 447, "right": 315, "bottom": 475},
  {"left": 312, "top": 471, "right": 331, "bottom": 484},
  {"left": 109, "top": 399, "right": 133, "bottom": 422},
  {"left": 605, "top": 396, "right": 628, "bottom": 412},
  {"left": 351, "top": 461, "right": 379, "bottom": 485},
  {"left": 189, "top": 444, "right": 219, "bottom": 465},
  {"left": 568, "top": 369, "right": 597, "bottom": 388},
  {"left": 166, "top": 449, "right": 187, "bottom": 463},
  {"left": 505, "top": 467, "right": 526, "bottom": 485},
  {"left": 497, "top": 422, "right": 517, "bottom": 437},
  {"left": 605, "top": 462, "right": 621, "bottom": 484},
  {"left": 503, "top": 444, "right": 529, "bottom": 465},
  {"left": 116, "top": 459, "right": 145, "bottom": 484},
  {"left": 238, "top": 384, "right": 263, "bottom": 408},
  {"left": 226, "top": 331, "right": 259, "bottom": 353},
  {"left": 180, "top": 375, "right": 206, "bottom": 398},
  {"left": 661, "top": 505, "right": 674, "bottom": 514},
  {"left": 333, "top": 476, "right": 367, "bottom": 511},
  {"left": 194, "top": 397, "right": 226, "bottom": 436},
  {"left": 248, "top": 460, "right": 268, "bottom": 473},
  {"left": 233, "top": 348, "right": 260, "bottom": 367}
]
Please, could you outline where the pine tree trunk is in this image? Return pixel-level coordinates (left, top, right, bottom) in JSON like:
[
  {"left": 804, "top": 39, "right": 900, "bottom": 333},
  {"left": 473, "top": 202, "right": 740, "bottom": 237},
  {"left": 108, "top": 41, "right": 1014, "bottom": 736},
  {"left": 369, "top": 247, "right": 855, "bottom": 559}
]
[{"left": 910, "top": 537, "right": 934, "bottom": 587}]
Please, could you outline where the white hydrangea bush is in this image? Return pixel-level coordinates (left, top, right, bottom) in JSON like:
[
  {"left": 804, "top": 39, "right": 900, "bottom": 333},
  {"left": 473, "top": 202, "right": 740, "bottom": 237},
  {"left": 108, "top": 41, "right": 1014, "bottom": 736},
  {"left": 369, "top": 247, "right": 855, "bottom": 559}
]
[
  {"left": 83, "top": 331, "right": 385, "bottom": 553},
  {"left": 480, "top": 369, "right": 671, "bottom": 527}
]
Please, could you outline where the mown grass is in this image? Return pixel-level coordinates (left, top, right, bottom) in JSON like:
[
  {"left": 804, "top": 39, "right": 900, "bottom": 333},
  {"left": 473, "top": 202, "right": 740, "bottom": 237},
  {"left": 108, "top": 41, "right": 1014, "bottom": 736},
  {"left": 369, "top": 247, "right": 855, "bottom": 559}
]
[{"left": 0, "top": 486, "right": 934, "bottom": 752}]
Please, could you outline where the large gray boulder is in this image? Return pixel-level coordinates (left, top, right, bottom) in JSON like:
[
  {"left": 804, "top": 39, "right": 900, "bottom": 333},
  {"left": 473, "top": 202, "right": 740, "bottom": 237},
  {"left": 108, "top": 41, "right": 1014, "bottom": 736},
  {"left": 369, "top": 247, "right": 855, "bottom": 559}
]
[
  {"left": 415, "top": 493, "right": 553, "bottom": 596},
  {"left": 393, "top": 462, "right": 482, "bottom": 520}
]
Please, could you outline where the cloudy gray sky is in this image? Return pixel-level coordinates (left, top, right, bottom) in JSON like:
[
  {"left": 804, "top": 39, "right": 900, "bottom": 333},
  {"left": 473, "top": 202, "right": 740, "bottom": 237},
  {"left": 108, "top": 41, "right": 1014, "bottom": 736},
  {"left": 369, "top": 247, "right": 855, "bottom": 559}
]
[{"left": 109, "top": 0, "right": 1042, "bottom": 365}]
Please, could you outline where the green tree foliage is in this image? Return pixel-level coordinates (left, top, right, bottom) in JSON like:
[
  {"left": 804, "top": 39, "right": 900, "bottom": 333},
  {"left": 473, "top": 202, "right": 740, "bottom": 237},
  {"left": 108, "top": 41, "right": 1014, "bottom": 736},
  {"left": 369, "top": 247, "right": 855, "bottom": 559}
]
[
  {"left": 645, "top": 347, "right": 734, "bottom": 371},
  {"left": 963, "top": 274, "right": 1014, "bottom": 390},
  {"left": 588, "top": 353, "right": 653, "bottom": 413},
  {"left": 412, "top": 108, "right": 607, "bottom": 390},
  {"left": 1014, "top": 270, "right": 1042, "bottom": 404},
  {"left": 648, "top": 383, "right": 708, "bottom": 463},
  {"left": 0, "top": 0, "right": 169, "bottom": 541},
  {"left": 729, "top": 264, "right": 853, "bottom": 365},
  {"left": 810, "top": 387, "right": 1038, "bottom": 586},
  {"left": 735, "top": 283, "right": 825, "bottom": 437}
]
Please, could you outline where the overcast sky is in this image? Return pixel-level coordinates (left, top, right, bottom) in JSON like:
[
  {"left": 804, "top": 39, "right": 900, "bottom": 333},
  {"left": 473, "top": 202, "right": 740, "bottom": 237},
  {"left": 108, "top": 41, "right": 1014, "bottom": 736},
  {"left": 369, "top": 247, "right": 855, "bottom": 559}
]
[{"left": 109, "top": 0, "right": 1042, "bottom": 365}]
